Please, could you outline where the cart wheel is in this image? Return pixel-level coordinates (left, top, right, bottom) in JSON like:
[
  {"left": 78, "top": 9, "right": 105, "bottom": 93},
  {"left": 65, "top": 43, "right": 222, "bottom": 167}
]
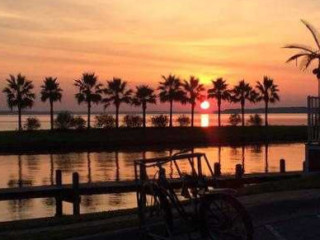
[
  {"left": 139, "top": 183, "right": 173, "bottom": 239},
  {"left": 199, "top": 193, "right": 253, "bottom": 240}
]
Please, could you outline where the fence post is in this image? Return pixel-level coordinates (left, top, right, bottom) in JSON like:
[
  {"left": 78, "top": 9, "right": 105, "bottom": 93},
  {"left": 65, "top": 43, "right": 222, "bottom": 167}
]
[
  {"left": 280, "top": 159, "right": 286, "bottom": 173},
  {"left": 72, "top": 172, "right": 80, "bottom": 216},
  {"left": 235, "top": 164, "right": 243, "bottom": 179},
  {"left": 55, "top": 170, "right": 63, "bottom": 217},
  {"left": 214, "top": 162, "right": 221, "bottom": 176}
]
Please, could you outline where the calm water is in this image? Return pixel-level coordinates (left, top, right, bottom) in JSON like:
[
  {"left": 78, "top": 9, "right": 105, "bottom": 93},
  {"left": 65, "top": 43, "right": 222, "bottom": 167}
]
[
  {"left": 0, "top": 113, "right": 307, "bottom": 130},
  {"left": 0, "top": 143, "right": 304, "bottom": 222}
]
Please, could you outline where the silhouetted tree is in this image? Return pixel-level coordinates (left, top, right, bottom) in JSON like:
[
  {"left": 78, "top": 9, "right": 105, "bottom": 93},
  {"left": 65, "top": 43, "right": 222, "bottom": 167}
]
[
  {"left": 158, "top": 74, "right": 186, "bottom": 127},
  {"left": 231, "top": 80, "right": 257, "bottom": 126},
  {"left": 132, "top": 85, "right": 156, "bottom": 128},
  {"left": 255, "top": 76, "right": 280, "bottom": 126},
  {"left": 103, "top": 78, "right": 132, "bottom": 128},
  {"left": 284, "top": 20, "right": 320, "bottom": 96},
  {"left": 183, "top": 76, "right": 205, "bottom": 127},
  {"left": 74, "top": 73, "right": 102, "bottom": 129},
  {"left": 207, "top": 78, "right": 230, "bottom": 127},
  {"left": 40, "top": 77, "right": 62, "bottom": 130},
  {"left": 3, "top": 74, "right": 35, "bottom": 131}
]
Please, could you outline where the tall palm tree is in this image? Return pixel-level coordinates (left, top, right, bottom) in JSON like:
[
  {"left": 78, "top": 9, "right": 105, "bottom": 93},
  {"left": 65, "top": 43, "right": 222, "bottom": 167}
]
[
  {"left": 3, "top": 74, "right": 35, "bottom": 131},
  {"left": 74, "top": 73, "right": 102, "bottom": 129},
  {"left": 132, "top": 85, "right": 157, "bottom": 128},
  {"left": 284, "top": 20, "right": 320, "bottom": 96},
  {"left": 231, "top": 80, "right": 257, "bottom": 127},
  {"left": 158, "top": 74, "right": 186, "bottom": 127},
  {"left": 183, "top": 76, "right": 205, "bottom": 127},
  {"left": 103, "top": 78, "right": 132, "bottom": 128},
  {"left": 255, "top": 76, "right": 280, "bottom": 127},
  {"left": 207, "top": 78, "right": 230, "bottom": 127},
  {"left": 40, "top": 77, "right": 63, "bottom": 130}
]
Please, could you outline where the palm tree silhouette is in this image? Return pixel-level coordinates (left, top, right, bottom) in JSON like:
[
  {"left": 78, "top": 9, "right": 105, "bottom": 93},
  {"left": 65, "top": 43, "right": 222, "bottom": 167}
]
[
  {"left": 103, "top": 78, "right": 132, "bottom": 128},
  {"left": 40, "top": 77, "right": 63, "bottom": 130},
  {"left": 132, "top": 85, "right": 156, "bottom": 128},
  {"left": 207, "top": 78, "right": 230, "bottom": 127},
  {"left": 3, "top": 74, "right": 35, "bottom": 131},
  {"left": 183, "top": 76, "right": 205, "bottom": 127},
  {"left": 256, "top": 76, "right": 280, "bottom": 127},
  {"left": 231, "top": 80, "right": 257, "bottom": 127},
  {"left": 158, "top": 74, "right": 186, "bottom": 127},
  {"left": 74, "top": 73, "right": 102, "bottom": 129},
  {"left": 284, "top": 20, "right": 320, "bottom": 96}
]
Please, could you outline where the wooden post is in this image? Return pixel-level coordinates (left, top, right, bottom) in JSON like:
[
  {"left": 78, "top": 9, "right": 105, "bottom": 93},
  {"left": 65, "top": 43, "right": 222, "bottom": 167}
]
[
  {"left": 214, "top": 162, "right": 221, "bottom": 176},
  {"left": 235, "top": 164, "right": 243, "bottom": 179},
  {"left": 72, "top": 172, "right": 80, "bottom": 216},
  {"left": 280, "top": 159, "right": 286, "bottom": 173},
  {"left": 55, "top": 170, "right": 63, "bottom": 217}
]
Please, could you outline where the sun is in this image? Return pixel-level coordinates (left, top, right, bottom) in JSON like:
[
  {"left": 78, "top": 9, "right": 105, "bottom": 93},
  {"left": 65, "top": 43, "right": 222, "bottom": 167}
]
[{"left": 200, "top": 100, "right": 210, "bottom": 110}]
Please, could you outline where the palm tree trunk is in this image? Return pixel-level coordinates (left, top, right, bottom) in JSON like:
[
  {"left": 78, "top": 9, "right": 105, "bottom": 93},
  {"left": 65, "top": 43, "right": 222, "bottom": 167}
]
[
  {"left": 18, "top": 106, "right": 22, "bottom": 131},
  {"left": 191, "top": 103, "right": 195, "bottom": 127},
  {"left": 116, "top": 105, "right": 119, "bottom": 128},
  {"left": 87, "top": 102, "right": 91, "bottom": 129},
  {"left": 218, "top": 99, "right": 221, "bottom": 127},
  {"left": 50, "top": 100, "right": 54, "bottom": 130},
  {"left": 142, "top": 103, "right": 146, "bottom": 128},
  {"left": 265, "top": 101, "right": 268, "bottom": 127},
  {"left": 241, "top": 103, "right": 245, "bottom": 127},
  {"left": 169, "top": 100, "right": 173, "bottom": 127}
]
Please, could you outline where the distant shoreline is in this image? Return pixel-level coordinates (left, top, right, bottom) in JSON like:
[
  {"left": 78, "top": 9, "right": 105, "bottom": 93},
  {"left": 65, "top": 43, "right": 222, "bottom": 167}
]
[
  {"left": 218, "top": 107, "right": 307, "bottom": 114},
  {"left": 0, "top": 126, "right": 306, "bottom": 154}
]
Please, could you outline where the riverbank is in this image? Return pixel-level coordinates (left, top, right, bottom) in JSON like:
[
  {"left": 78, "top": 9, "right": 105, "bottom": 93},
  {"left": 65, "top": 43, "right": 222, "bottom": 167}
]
[{"left": 0, "top": 126, "right": 307, "bottom": 153}]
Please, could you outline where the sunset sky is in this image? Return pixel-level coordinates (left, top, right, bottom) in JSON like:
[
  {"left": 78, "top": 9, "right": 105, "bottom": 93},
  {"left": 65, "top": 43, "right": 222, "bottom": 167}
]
[{"left": 0, "top": 0, "right": 320, "bottom": 112}]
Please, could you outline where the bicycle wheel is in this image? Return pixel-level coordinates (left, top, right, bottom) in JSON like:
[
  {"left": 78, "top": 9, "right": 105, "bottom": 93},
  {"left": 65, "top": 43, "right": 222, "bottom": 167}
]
[
  {"left": 199, "top": 193, "right": 253, "bottom": 240},
  {"left": 139, "top": 183, "right": 173, "bottom": 240}
]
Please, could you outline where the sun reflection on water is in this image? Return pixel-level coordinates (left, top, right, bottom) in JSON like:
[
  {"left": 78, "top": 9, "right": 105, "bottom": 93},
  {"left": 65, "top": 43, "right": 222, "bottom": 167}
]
[{"left": 201, "top": 114, "right": 209, "bottom": 127}]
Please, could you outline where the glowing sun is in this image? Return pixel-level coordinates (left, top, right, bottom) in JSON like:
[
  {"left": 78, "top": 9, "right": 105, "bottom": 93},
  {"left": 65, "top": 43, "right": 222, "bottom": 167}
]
[{"left": 200, "top": 100, "right": 210, "bottom": 110}]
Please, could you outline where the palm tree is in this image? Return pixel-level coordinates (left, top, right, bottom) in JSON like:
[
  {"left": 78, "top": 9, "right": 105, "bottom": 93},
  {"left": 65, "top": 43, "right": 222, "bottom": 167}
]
[
  {"left": 231, "top": 80, "right": 257, "bottom": 127},
  {"left": 40, "top": 77, "right": 63, "bottom": 130},
  {"left": 158, "top": 74, "right": 186, "bottom": 127},
  {"left": 74, "top": 73, "right": 102, "bottom": 129},
  {"left": 103, "top": 78, "right": 132, "bottom": 128},
  {"left": 284, "top": 20, "right": 320, "bottom": 96},
  {"left": 255, "top": 76, "right": 280, "bottom": 127},
  {"left": 132, "top": 85, "right": 157, "bottom": 128},
  {"left": 3, "top": 74, "right": 35, "bottom": 131},
  {"left": 183, "top": 76, "right": 205, "bottom": 127},
  {"left": 207, "top": 78, "right": 230, "bottom": 127}
]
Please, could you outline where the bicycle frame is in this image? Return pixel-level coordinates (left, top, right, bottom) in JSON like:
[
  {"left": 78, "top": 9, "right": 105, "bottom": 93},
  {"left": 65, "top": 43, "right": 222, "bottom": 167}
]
[{"left": 134, "top": 152, "right": 215, "bottom": 229}]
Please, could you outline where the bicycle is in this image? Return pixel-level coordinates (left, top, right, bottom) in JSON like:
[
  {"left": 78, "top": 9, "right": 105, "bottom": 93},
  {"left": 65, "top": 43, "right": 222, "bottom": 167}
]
[{"left": 134, "top": 150, "right": 253, "bottom": 240}]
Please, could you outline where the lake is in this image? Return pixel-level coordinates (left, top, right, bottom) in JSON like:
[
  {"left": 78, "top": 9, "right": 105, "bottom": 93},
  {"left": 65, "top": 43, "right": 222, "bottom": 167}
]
[
  {"left": 0, "top": 143, "right": 304, "bottom": 222},
  {"left": 0, "top": 113, "right": 307, "bottom": 130}
]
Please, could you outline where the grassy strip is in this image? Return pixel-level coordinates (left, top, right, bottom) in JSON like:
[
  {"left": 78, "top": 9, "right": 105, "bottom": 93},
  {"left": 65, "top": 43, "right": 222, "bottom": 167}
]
[{"left": 0, "top": 126, "right": 307, "bottom": 153}]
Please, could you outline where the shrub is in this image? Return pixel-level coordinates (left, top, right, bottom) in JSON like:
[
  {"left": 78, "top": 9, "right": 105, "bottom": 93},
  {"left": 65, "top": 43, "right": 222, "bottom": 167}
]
[
  {"left": 123, "top": 115, "right": 143, "bottom": 128},
  {"left": 229, "top": 114, "right": 241, "bottom": 126},
  {"left": 151, "top": 115, "right": 169, "bottom": 127},
  {"left": 24, "top": 117, "right": 41, "bottom": 130},
  {"left": 95, "top": 114, "right": 116, "bottom": 128},
  {"left": 247, "top": 114, "right": 263, "bottom": 126},
  {"left": 55, "top": 111, "right": 74, "bottom": 130},
  {"left": 176, "top": 115, "right": 190, "bottom": 127},
  {"left": 72, "top": 116, "right": 86, "bottom": 130}
]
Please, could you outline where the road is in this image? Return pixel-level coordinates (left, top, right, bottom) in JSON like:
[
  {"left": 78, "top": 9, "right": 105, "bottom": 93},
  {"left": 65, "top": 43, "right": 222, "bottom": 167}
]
[{"left": 68, "top": 189, "right": 320, "bottom": 240}]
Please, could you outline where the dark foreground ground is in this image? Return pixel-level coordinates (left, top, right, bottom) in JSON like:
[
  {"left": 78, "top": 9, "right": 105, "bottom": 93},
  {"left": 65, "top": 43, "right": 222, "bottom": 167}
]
[
  {"left": 1, "top": 189, "right": 320, "bottom": 240},
  {"left": 0, "top": 126, "right": 307, "bottom": 153}
]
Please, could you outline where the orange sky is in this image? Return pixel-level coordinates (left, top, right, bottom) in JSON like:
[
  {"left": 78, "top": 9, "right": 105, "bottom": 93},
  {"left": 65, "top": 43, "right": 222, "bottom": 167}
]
[{"left": 0, "top": 0, "right": 320, "bottom": 112}]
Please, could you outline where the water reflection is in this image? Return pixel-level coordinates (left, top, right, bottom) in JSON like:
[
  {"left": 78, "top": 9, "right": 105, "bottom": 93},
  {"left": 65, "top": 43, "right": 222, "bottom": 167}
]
[
  {"left": 201, "top": 114, "right": 209, "bottom": 127},
  {"left": 0, "top": 143, "right": 305, "bottom": 222}
]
